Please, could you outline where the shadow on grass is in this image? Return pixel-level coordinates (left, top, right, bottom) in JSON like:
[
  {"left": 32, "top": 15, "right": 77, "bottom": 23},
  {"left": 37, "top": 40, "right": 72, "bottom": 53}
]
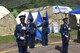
[
  {"left": 73, "top": 39, "right": 80, "bottom": 43},
  {"left": 35, "top": 39, "right": 42, "bottom": 44},
  {"left": 55, "top": 45, "right": 62, "bottom": 53}
]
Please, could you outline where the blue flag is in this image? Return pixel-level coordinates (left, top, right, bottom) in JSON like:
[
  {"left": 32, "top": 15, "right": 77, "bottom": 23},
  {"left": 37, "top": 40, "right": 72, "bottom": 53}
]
[
  {"left": 46, "top": 11, "right": 50, "bottom": 33},
  {"left": 36, "top": 11, "right": 43, "bottom": 40},
  {"left": 27, "top": 11, "right": 33, "bottom": 21}
]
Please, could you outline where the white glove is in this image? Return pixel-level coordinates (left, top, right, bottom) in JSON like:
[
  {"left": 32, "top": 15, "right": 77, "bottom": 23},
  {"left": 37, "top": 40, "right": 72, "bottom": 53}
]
[
  {"left": 22, "top": 26, "right": 26, "bottom": 30},
  {"left": 65, "top": 35, "right": 68, "bottom": 38},
  {"left": 68, "top": 27, "right": 71, "bottom": 30},
  {"left": 20, "top": 36, "right": 25, "bottom": 40}
]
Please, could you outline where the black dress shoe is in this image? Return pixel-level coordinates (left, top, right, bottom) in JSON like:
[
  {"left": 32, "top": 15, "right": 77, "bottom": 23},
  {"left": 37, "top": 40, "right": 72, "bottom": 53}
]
[
  {"left": 29, "top": 47, "right": 35, "bottom": 48},
  {"left": 27, "top": 52, "right": 30, "bottom": 53}
]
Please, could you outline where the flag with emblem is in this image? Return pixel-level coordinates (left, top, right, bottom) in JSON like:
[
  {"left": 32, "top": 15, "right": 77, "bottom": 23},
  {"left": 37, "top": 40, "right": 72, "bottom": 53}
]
[{"left": 35, "top": 11, "right": 43, "bottom": 40}]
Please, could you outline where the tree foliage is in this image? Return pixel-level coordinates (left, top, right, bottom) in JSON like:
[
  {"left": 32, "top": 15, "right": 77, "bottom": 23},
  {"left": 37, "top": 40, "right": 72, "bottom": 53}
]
[{"left": 0, "top": 0, "right": 80, "bottom": 17}]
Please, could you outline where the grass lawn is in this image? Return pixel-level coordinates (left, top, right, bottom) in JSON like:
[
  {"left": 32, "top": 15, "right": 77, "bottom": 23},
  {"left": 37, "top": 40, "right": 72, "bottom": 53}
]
[
  {"left": 70, "top": 29, "right": 77, "bottom": 36},
  {"left": 0, "top": 35, "right": 16, "bottom": 43},
  {"left": 49, "top": 33, "right": 61, "bottom": 38},
  {"left": 0, "top": 29, "right": 78, "bottom": 43},
  {"left": 49, "top": 29, "right": 77, "bottom": 38}
]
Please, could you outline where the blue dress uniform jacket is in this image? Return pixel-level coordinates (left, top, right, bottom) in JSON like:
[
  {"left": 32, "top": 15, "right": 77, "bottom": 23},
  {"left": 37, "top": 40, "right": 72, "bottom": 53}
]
[
  {"left": 60, "top": 24, "right": 71, "bottom": 53},
  {"left": 14, "top": 23, "right": 28, "bottom": 53},
  {"left": 28, "top": 22, "right": 36, "bottom": 48},
  {"left": 42, "top": 20, "right": 49, "bottom": 46},
  {"left": 77, "top": 25, "right": 80, "bottom": 42}
]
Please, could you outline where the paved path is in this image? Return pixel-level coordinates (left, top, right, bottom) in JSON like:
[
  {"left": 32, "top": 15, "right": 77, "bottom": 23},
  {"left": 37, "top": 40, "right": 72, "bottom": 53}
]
[{"left": 0, "top": 40, "right": 80, "bottom": 53}]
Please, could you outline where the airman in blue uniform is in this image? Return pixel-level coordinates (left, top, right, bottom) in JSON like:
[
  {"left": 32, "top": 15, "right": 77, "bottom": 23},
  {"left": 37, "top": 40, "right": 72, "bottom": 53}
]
[
  {"left": 42, "top": 17, "right": 49, "bottom": 46},
  {"left": 60, "top": 18, "right": 71, "bottom": 53},
  {"left": 77, "top": 24, "right": 80, "bottom": 43},
  {"left": 14, "top": 15, "right": 29, "bottom": 53},
  {"left": 27, "top": 11, "right": 36, "bottom": 48},
  {"left": 28, "top": 20, "right": 36, "bottom": 48}
]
